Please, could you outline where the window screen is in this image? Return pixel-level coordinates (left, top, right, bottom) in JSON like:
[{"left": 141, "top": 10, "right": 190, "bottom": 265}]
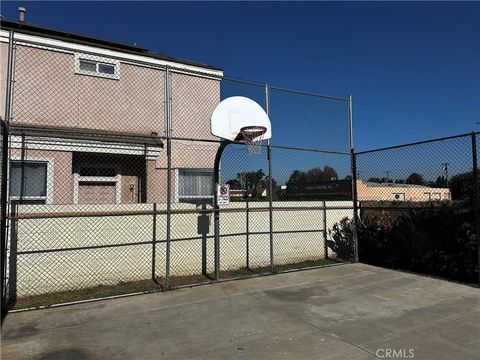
[
  {"left": 10, "top": 162, "right": 47, "bottom": 197},
  {"left": 98, "top": 63, "right": 115, "bottom": 75},
  {"left": 77, "top": 58, "right": 117, "bottom": 77},
  {"left": 179, "top": 169, "right": 213, "bottom": 198},
  {"left": 79, "top": 59, "right": 97, "bottom": 72}
]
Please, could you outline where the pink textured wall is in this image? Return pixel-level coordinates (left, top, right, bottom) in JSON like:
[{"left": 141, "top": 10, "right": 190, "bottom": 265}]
[
  {"left": 4, "top": 43, "right": 222, "bottom": 204},
  {"left": 10, "top": 45, "right": 221, "bottom": 139},
  {"left": 11, "top": 45, "right": 165, "bottom": 134}
]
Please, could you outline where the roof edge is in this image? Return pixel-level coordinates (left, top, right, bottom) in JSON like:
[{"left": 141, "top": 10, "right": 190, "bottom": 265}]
[{"left": 0, "top": 18, "right": 223, "bottom": 72}]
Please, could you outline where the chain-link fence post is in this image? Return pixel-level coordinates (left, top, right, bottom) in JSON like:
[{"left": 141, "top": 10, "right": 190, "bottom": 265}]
[
  {"left": 1, "top": 31, "right": 15, "bottom": 318},
  {"left": 348, "top": 95, "right": 359, "bottom": 262},
  {"left": 165, "top": 66, "right": 172, "bottom": 289},
  {"left": 351, "top": 149, "right": 359, "bottom": 262},
  {"left": 0, "top": 119, "right": 8, "bottom": 320},
  {"left": 7, "top": 203, "right": 17, "bottom": 308},
  {"left": 323, "top": 200, "right": 328, "bottom": 259},
  {"left": 266, "top": 83, "right": 274, "bottom": 273},
  {"left": 151, "top": 202, "right": 157, "bottom": 280},
  {"left": 246, "top": 200, "right": 250, "bottom": 270},
  {"left": 471, "top": 132, "right": 480, "bottom": 282}
]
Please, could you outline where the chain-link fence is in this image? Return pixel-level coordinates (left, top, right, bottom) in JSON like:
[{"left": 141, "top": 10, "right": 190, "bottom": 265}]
[
  {"left": 1, "top": 28, "right": 478, "bottom": 313},
  {"left": 0, "top": 32, "right": 356, "bottom": 310},
  {"left": 354, "top": 133, "right": 479, "bottom": 283}
]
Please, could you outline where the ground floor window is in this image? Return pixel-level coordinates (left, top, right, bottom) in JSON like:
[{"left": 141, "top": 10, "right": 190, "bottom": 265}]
[
  {"left": 178, "top": 169, "right": 214, "bottom": 203},
  {"left": 10, "top": 161, "right": 48, "bottom": 204}
]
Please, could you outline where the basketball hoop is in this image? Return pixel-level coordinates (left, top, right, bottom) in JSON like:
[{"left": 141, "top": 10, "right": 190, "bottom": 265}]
[{"left": 238, "top": 126, "right": 267, "bottom": 156}]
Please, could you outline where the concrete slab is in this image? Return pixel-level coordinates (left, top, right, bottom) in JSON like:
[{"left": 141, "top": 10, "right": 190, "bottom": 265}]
[{"left": 2, "top": 264, "right": 479, "bottom": 360}]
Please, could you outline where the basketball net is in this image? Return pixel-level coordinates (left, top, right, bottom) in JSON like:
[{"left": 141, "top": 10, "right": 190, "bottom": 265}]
[{"left": 240, "top": 126, "right": 267, "bottom": 156}]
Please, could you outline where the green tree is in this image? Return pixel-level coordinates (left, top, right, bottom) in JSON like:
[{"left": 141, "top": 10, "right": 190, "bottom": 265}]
[
  {"left": 235, "top": 169, "right": 275, "bottom": 198},
  {"left": 287, "top": 166, "right": 339, "bottom": 188},
  {"left": 450, "top": 170, "right": 479, "bottom": 201},
  {"left": 406, "top": 172, "right": 425, "bottom": 185},
  {"left": 225, "top": 178, "right": 242, "bottom": 190}
]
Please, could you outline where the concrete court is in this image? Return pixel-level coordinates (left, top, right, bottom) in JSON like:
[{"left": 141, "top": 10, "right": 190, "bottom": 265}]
[{"left": 1, "top": 264, "right": 479, "bottom": 360}]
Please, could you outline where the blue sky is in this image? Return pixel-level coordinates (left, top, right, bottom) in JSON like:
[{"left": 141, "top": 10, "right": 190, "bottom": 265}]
[{"left": 1, "top": 1, "right": 479, "bottom": 157}]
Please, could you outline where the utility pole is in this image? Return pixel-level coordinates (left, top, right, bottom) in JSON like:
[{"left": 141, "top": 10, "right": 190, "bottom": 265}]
[
  {"left": 384, "top": 171, "right": 390, "bottom": 182},
  {"left": 442, "top": 163, "right": 449, "bottom": 186}
]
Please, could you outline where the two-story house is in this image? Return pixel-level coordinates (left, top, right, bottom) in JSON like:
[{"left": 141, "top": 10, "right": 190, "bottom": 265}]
[{"left": 1, "top": 17, "right": 223, "bottom": 206}]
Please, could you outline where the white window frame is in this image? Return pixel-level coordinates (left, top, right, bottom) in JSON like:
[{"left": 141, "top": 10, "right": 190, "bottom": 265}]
[
  {"left": 73, "top": 163, "right": 121, "bottom": 204},
  {"left": 176, "top": 168, "right": 214, "bottom": 202},
  {"left": 74, "top": 53, "right": 120, "bottom": 79},
  {"left": 432, "top": 192, "right": 441, "bottom": 201},
  {"left": 10, "top": 157, "right": 55, "bottom": 204}
]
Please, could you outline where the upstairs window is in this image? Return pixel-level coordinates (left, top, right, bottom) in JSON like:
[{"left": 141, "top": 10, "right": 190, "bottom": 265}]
[{"left": 75, "top": 53, "right": 120, "bottom": 79}]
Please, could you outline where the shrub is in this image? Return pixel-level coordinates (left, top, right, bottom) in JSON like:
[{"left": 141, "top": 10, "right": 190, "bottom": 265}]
[
  {"left": 327, "top": 217, "right": 355, "bottom": 261},
  {"left": 330, "top": 203, "right": 478, "bottom": 283}
]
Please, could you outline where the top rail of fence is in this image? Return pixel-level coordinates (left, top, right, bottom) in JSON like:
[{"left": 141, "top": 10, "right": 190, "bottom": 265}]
[
  {"left": 355, "top": 131, "right": 480, "bottom": 155},
  {"left": 223, "top": 75, "right": 350, "bottom": 102},
  {"left": 10, "top": 205, "right": 356, "bottom": 220}
]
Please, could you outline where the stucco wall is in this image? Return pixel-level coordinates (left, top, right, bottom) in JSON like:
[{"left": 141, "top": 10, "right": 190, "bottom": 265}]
[
  {"left": 6, "top": 44, "right": 221, "bottom": 204},
  {"left": 8, "top": 44, "right": 221, "bottom": 138},
  {"left": 12, "top": 201, "right": 354, "bottom": 297}
]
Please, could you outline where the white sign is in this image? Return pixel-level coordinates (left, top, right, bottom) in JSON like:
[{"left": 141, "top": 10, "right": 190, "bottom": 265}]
[{"left": 217, "top": 184, "right": 230, "bottom": 205}]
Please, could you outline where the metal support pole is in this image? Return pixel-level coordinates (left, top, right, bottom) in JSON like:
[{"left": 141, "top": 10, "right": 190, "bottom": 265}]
[
  {"left": 323, "top": 200, "right": 328, "bottom": 259},
  {"left": 20, "top": 134, "right": 26, "bottom": 204},
  {"left": 348, "top": 94, "right": 353, "bottom": 150},
  {"left": 267, "top": 146, "right": 274, "bottom": 272},
  {"left": 151, "top": 202, "right": 157, "bottom": 280},
  {"left": 266, "top": 83, "right": 274, "bottom": 273},
  {"left": 0, "top": 119, "right": 9, "bottom": 320},
  {"left": 1, "top": 31, "right": 14, "bottom": 320},
  {"left": 7, "top": 203, "right": 17, "bottom": 308},
  {"left": 4, "top": 31, "right": 14, "bottom": 127},
  {"left": 246, "top": 200, "right": 250, "bottom": 270},
  {"left": 165, "top": 66, "right": 172, "bottom": 289},
  {"left": 471, "top": 133, "right": 480, "bottom": 283},
  {"left": 213, "top": 141, "right": 231, "bottom": 280},
  {"left": 348, "top": 94, "right": 359, "bottom": 262},
  {"left": 351, "top": 149, "right": 359, "bottom": 262},
  {"left": 201, "top": 203, "right": 208, "bottom": 277}
]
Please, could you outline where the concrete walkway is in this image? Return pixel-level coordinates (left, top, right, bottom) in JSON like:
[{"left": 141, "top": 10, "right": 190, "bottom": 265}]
[{"left": 2, "top": 264, "right": 479, "bottom": 360}]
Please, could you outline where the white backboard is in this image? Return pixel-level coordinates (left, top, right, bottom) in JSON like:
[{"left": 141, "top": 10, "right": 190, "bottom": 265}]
[{"left": 211, "top": 96, "right": 271, "bottom": 142}]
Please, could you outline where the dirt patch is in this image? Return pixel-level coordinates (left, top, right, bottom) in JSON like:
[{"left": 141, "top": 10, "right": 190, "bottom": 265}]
[{"left": 13, "top": 258, "right": 342, "bottom": 310}]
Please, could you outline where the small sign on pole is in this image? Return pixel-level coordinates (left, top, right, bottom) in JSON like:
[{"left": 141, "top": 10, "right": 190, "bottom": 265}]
[{"left": 217, "top": 184, "right": 230, "bottom": 205}]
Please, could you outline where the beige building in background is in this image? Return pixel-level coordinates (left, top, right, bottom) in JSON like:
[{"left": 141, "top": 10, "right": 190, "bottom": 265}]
[
  {"left": 1, "top": 19, "right": 223, "bottom": 205},
  {"left": 356, "top": 180, "right": 451, "bottom": 202}
]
